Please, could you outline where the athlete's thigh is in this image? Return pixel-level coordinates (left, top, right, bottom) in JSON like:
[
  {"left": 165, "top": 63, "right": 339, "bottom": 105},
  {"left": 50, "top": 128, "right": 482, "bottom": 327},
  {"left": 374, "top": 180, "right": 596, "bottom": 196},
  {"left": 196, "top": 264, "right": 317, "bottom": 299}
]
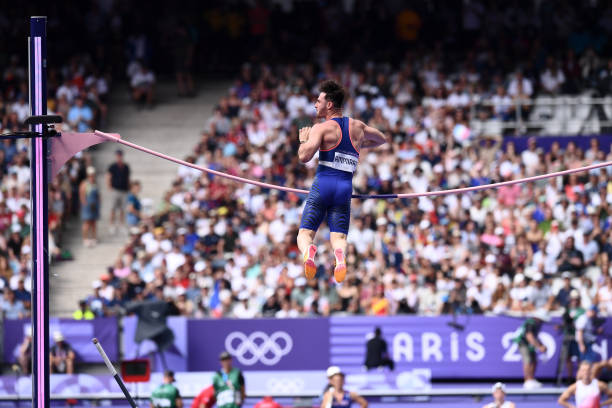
[
  {"left": 326, "top": 179, "right": 352, "bottom": 234},
  {"left": 299, "top": 176, "right": 328, "bottom": 232}
]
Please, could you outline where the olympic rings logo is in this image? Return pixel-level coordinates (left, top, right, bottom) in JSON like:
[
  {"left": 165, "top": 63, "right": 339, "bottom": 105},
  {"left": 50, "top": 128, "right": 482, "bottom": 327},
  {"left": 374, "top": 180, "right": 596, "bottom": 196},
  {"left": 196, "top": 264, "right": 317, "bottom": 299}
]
[
  {"left": 265, "top": 377, "right": 305, "bottom": 393},
  {"left": 224, "top": 331, "right": 293, "bottom": 366}
]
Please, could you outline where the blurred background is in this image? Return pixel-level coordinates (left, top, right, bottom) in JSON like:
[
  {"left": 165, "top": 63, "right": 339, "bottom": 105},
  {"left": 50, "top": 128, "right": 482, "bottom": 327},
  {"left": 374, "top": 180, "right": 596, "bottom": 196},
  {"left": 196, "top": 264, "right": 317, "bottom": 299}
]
[{"left": 0, "top": 0, "right": 611, "bottom": 407}]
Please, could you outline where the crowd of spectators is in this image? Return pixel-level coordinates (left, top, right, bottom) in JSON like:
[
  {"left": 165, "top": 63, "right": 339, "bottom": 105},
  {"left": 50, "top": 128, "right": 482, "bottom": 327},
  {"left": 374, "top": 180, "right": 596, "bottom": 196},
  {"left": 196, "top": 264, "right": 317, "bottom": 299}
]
[
  {"left": 0, "top": 1, "right": 122, "bottom": 319},
  {"left": 85, "top": 49, "right": 612, "bottom": 320},
  {"left": 0, "top": 51, "right": 113, "bottom": 319}
]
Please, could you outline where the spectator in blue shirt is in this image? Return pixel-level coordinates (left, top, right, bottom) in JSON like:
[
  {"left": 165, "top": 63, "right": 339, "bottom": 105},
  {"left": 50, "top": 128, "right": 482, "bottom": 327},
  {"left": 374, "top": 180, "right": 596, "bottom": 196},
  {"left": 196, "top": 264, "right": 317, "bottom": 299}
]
[
  {"left": 126, "top": 181, "right": 142, "bottom": 227},
  {"left": 1, "top": 289, "right": 26, "bottom": 319},
  {"left": 67, "top": 96, "right": 94, "bottom": 132}
]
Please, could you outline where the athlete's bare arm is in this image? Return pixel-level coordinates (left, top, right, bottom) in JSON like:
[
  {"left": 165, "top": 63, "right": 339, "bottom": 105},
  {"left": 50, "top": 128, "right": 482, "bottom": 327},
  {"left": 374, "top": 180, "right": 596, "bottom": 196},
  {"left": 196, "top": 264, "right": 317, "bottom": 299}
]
[
  {"left": 557, "top": 382, "right": 577, "bottom": 408},
  {"left": 600, "top": 381, "right": 612, "bottom": 407},
  {"left": 298, "top": 124, "right": 324, "bottom": 163},
  {"left": 359, "top": 122, "right": 387, "bottom": 149},
  {"left": 349, "top": 391, "right": 368, "bottom": 408},
  {"left": 320, "top": 390, "right": 332, "bottom": 408}
]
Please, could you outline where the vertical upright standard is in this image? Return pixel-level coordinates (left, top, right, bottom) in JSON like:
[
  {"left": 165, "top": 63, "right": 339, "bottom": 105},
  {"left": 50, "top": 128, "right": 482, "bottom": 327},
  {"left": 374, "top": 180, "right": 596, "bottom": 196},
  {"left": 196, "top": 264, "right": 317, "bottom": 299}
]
[{"left": 29, "top": 16, "right": 50, "bottom": 408}]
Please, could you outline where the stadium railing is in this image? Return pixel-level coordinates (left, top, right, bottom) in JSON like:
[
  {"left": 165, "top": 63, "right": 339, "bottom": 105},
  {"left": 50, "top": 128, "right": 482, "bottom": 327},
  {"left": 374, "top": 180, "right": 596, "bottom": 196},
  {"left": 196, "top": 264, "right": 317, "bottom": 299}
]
[{"left": 469, "top": 96, "right": 612, "bottom": 135}]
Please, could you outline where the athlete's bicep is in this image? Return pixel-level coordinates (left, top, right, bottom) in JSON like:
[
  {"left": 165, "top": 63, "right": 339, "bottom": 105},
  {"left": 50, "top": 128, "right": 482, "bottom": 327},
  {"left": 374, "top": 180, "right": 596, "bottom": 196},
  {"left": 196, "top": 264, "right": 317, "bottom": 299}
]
[{"left": 362, "top": 124, "right": 387, "bottom": 148}]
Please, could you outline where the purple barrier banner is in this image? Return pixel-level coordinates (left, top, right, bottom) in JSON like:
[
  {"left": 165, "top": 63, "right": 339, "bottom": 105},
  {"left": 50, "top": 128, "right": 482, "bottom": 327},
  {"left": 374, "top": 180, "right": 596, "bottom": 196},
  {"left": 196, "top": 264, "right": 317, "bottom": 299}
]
[
  {"left": 186, "top": 318, "right": 330, "bottom": 371},
  {"left": 3, "top": 318, "right": 118, "bottom": 363},
  {"left": 330, "top": 316, "right": 612, "bottom": 379}
]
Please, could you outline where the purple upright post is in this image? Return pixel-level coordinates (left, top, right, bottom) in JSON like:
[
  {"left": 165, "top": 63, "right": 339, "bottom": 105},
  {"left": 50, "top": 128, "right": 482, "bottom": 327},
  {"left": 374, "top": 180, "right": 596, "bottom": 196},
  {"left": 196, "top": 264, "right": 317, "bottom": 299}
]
[{"left": 29, "top": 16, "right": 50, "bottom": 408}]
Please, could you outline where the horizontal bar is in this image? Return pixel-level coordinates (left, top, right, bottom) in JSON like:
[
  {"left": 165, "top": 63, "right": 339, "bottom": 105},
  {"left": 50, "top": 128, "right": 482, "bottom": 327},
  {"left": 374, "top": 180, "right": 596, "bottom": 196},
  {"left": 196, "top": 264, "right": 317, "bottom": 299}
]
[{"left": 24, "top": 114, "right": 62, "bottom": 125}]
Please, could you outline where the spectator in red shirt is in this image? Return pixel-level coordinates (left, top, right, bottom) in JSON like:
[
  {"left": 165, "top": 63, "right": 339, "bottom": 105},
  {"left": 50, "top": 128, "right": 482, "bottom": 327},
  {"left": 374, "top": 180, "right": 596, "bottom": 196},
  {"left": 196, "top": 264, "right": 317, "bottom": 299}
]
[
  {"left": 191, "top": 385, "right": 215, "bottom": 408},
  {"left": 254, "top": 396, "right": 281, "bottom": 408}
]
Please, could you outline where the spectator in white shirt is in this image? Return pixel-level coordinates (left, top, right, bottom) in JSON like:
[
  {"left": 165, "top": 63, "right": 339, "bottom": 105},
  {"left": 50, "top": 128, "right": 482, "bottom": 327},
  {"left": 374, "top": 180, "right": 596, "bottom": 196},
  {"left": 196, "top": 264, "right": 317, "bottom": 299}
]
[
  {"left": 507, "top": 71, "right": 533, "bottom": 97},
  {"left": 10, "top": 97, "right": 29, "bottom": 123},
  {"left": 491, "top": 86, "right": 513, "bottom": 120},
  {"left": 130, "top": 64, "right": 155, "bottom": 108},
  {"left": 540, "top": 57, "right": 566, "bottom": 94}
]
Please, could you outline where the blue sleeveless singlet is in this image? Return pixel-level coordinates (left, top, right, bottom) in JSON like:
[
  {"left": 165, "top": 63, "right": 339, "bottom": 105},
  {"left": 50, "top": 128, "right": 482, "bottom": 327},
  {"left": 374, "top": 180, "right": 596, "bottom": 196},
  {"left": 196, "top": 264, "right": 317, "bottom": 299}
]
[{"left": 299, "top": 117, "right": 359, "bottom": 234}]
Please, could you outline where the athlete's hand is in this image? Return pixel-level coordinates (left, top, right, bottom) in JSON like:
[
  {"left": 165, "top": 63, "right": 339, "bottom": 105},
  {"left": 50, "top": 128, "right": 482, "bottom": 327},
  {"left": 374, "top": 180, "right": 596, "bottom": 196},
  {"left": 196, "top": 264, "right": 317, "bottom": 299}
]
[{"left": 299, "top": 127, "right": 311, "bottom": 143}]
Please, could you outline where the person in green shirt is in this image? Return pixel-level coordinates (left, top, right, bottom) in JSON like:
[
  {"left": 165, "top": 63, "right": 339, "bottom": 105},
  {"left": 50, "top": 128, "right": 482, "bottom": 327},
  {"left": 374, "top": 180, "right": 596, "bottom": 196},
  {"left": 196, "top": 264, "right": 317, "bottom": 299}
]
[
  {"left": 513, "top": 311, "right": 548, "bottom": 389},
  {"left": 151, "top": 370, "right": 182, "bottom": 408},
  {"left": 213, "top": 351, "right": 245, "bottom": 408},
  {"left": 73, "top": 300, "right": 95, "bottom": 320}
]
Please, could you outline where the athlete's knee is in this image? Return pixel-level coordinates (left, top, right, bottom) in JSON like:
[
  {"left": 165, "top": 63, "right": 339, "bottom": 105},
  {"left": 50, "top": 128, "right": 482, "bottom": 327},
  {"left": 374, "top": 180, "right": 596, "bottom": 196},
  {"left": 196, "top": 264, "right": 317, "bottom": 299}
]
[
  {"left": 298, "top": 228, "right": 315, "bottom": 240},
  {"left": 330, "top": 232, "right": 347, "bottom": 247}
]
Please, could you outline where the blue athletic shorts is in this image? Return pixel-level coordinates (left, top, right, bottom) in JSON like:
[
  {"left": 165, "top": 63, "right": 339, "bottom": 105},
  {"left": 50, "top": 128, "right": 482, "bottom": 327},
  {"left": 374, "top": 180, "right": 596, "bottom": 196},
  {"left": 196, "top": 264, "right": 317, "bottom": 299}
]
[{"left": 299, "top": 174, "right": 352, "bottom": 234}]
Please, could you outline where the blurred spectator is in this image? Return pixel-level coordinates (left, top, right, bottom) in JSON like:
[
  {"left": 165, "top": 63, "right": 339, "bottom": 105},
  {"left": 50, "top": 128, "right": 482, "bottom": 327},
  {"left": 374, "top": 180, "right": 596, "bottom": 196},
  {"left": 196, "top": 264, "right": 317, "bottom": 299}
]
[
  {"left": 575, "top": 305, "right": 604, "bottom": 363},
  {"left": 151, "top": 370, "right": 182, "bottom": 408},
  {"left": 79, "top": 166, "right": 100, "bottom": 247},
  {"left": 191, "top": 385, "right": 215, "bottom": 408},
  {"left": 18, "top": 326, "right": 32, "bottom": 375},
  {"left": 126, "top": 181, "right": 142, "bottom": 227},
  {"left": 1, "top": 288, "right": 27, "bottom": 319},
  {"left": 172, "top": 25, "right": 196, "bottom": 97},
  {"left": 213, "top": 352, "right": 245, "bottom": 408},
  {"left": 130, "top": 64, "right": 155, "bottom": 108},
  {"left": 482, "top": 382, "right": 515, "bottom": 408},
  {"left": 50, "top": 331, "right": 75, "bottom": 374},
  {"left": 73, "top": 299, "right": 95, "bottom": 320},
  {"left": 364, "top": 327, "right": 394, "bottom": 371},
  {"left": 557, "top": 237, "right": 585, "bottom": 275},
  {"left": 106, "top": 150, "right": 131, "bottom": 234},
  {"left": 513, "top": 311, "right": 548, "bottom": 389},
  {"left": 67, "top": 96, "right": 94, "bottom": 133},
  {"left": 253, "top": 396, "right": 281, "bottom": 408}
]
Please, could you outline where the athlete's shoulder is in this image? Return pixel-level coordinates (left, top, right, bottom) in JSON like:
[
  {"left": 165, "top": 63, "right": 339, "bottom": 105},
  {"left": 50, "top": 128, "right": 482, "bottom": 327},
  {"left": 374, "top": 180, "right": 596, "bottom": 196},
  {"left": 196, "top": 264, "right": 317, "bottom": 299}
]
[{"left": 315, "top": 120, "right": 339, "bottom": 129}]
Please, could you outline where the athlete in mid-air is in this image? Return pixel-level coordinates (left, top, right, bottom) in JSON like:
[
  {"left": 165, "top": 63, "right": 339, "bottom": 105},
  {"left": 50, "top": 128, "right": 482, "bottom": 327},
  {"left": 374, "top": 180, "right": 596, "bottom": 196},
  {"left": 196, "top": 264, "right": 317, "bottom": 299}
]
[{"left": 297, "top": 80, "right": 387, "bottom": 283}]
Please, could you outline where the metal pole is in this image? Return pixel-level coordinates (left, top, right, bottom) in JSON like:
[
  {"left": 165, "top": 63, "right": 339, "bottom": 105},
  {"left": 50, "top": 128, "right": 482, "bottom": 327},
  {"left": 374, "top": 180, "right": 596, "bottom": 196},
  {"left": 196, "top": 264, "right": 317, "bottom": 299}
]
[
  {"left": 29, "top": 16, "right": 50, "bottom": 408},
  {"left": 92, "top": 338, "right": 139, "bottom": 408}
]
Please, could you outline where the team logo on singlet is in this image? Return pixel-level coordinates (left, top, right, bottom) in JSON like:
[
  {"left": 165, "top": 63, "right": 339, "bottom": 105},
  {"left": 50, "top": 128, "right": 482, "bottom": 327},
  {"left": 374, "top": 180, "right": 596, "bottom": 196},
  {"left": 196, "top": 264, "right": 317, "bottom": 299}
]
[{"left": 319, "top": 152, "right": 358, "bottom": 173}]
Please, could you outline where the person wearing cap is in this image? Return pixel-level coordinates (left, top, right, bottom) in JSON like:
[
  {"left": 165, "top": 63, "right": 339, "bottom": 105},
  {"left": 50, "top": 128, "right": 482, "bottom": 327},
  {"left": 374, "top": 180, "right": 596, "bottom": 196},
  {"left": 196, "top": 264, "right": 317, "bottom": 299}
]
[
  {"left": 79, "top": 166, "right": 100, "bottom": 247},
  {"left": 50, "top": 331, "right": 75, "bottom": 374},
  {"left": 212, "top": 352, "right": 245, "bottom": 408},
  {"left": 321, "top": 366, "right": 368, "bottom": 408},
  {"left": 482, "top": 382, "right": 515, "bottom": 408},
  {"left": 513, "top": 311, "right": 549, "bottom": 388},
  {"left": 575, "top": 305, "right": 604, "bottom": 363},
  {"left": 151, "top": 370, "right": 182, "bottom": 408},
  {"left": 558, "top": 361, "right": 612, "bottom": 408},
  {"left": 107, "top": 149, "right": 131, "bottom": 235}
]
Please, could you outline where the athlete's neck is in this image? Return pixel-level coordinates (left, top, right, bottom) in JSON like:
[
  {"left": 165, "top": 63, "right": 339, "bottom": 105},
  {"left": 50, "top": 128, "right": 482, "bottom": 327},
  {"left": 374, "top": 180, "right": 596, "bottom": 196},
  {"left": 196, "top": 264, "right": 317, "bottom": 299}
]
[{"left": 325, "top": 110, "right": 342, "bottom": 120}]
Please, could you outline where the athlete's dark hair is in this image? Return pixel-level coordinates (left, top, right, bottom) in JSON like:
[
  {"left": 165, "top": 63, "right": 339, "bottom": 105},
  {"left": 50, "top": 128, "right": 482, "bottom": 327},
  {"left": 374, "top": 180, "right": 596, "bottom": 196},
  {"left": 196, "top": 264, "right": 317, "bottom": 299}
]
[{"left": 319, "top": 80, "right": 346, "bottom": 109}]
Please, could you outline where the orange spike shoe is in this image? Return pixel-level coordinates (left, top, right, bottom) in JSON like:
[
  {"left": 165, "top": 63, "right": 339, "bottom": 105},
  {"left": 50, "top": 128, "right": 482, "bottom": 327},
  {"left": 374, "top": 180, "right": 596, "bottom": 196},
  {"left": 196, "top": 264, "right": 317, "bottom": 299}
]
[
  {"left": 333, "top": 248, "right": 347, "bottom": 283},
  {"left": 303, "top": 244, "right": 317, "bottom": 280}
]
